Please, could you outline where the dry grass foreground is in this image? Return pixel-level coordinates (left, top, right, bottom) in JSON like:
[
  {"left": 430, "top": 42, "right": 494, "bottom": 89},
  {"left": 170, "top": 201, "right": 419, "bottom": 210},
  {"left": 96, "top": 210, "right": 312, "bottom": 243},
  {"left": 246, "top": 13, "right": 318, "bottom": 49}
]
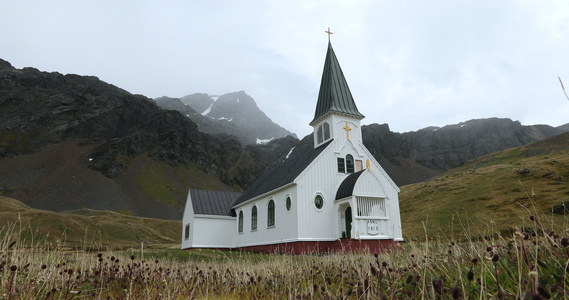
[
  {"left": 1, "top": 211, "right": 569, "bottom": 299},
  {"left": 0, "top": 196, "right": 181, "bottom": 250}
]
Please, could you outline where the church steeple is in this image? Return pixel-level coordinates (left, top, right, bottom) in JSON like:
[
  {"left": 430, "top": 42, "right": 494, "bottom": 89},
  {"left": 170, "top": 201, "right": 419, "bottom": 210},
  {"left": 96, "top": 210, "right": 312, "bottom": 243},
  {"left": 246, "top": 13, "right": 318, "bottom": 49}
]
[{"left": 309, "top": 42, "right": 364, "bottom": 127}]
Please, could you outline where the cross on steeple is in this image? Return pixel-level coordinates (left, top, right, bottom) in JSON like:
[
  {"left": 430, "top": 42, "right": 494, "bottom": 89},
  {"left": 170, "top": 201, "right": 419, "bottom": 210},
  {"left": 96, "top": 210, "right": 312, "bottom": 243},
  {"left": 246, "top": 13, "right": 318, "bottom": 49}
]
[
  {"left": 325, "top": 27, "right": 333, "bottom": 42},
  {"left": 343, "top": 122, "right": 352, "bottom": 139}
]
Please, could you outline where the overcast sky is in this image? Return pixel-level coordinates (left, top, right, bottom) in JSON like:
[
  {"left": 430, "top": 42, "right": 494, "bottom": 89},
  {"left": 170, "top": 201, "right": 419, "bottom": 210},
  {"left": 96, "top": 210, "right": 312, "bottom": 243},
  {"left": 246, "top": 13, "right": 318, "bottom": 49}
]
[{"left": 2, "top": 1, "right": 569, "bottom": 138}]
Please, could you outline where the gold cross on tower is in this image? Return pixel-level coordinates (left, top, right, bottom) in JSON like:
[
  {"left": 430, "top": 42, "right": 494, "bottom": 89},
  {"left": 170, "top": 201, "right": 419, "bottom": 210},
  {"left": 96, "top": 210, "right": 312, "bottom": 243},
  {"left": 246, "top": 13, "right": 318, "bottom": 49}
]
[
  {"left": 343, "top": 122, "right": 352, "bottom": 139},
  {"left": 325, "top": 27, "right": 333, "bottom": 42}
]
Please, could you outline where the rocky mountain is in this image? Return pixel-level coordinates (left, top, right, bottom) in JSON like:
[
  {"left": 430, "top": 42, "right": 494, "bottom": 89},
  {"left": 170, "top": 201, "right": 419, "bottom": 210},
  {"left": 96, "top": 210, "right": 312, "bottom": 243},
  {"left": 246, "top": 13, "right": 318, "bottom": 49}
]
[
  {"left": 155, "top": 92, "right": 296, "bottom": 145},
  {"left": 0, "top": 59, "right": 273, "bottom": 219},
  {"left": 2, "top": 57, "right": 568, "bottom": 220},
  {"left": 362, "top": 118, "right": 569, "bottom": 186}
]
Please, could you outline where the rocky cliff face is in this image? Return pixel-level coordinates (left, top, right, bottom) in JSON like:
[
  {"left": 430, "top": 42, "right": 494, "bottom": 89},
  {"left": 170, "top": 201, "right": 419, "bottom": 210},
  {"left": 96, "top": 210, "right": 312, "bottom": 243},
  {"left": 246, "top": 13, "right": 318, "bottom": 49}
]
[
  {"left": 0, "top": 59, "right": 244, "bottom": 182},
  {"left": 2, "top": 57, "right": 568, "bottom": 219},
  {"left": 0, "top": 59, "right": 278, "bottom": 218},
  {"left": 156, "top": 92, "right": 296, "bottom": 145},
  {"left": 362, "top": 118, "right": 569, "bottom": 186}
]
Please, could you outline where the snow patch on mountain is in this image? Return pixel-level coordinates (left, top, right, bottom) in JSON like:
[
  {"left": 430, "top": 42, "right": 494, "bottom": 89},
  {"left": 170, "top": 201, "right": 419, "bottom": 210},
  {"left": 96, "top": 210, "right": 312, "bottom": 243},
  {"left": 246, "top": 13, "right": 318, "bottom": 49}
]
[
  {"left": 202, "top": 104, "right": 213, "bottom": 116},
  {"left": 256, "top": 137, "right": 274, "bottom": 145},
  {"left": 285, "top": 146, "right": 296, "bottom": 159}
]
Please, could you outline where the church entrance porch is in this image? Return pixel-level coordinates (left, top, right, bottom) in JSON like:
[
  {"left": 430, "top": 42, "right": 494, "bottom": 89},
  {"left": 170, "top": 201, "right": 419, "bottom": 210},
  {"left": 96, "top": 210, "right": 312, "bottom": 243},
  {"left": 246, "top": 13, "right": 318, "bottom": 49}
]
[{"left": 336, "top": 196, "right": 391, "bottom": 240}]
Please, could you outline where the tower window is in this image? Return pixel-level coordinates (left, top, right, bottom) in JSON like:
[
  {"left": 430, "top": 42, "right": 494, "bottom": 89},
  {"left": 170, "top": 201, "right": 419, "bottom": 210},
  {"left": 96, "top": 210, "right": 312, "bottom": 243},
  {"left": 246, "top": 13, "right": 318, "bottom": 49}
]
[
  {"left": 323, "top": 122, "right": 330, "bottom": 140},
  {"left": 346, "top": 154, "right": 354, "bottom": 173},
  {"left": 251, "top": 205, "right": 258, "bottom": 231},
  {"left": 238, "top": 210, "right": 243, "bottom": 233},
  {"left": 337, "top": 157, "right": 345, "bottom": 173},
  {"left": 268, "top": 200, "right": 275, "bottom": 227},
  {"left": 316, "top": 122, "right": 330, "bottom": 145}
]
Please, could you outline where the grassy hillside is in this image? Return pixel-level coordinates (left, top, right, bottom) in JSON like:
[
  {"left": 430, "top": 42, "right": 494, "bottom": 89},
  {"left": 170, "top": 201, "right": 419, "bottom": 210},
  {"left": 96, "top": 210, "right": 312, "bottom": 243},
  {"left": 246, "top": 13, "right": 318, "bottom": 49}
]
[
  {"left": 0, "top": 141, "right": 237, "bottom": 220},
  {"left": 400, "top": 132, "right": 569, "bottom": 240},
  {"left": 0, "top": 196, "right": 181, "bottom": 249}
]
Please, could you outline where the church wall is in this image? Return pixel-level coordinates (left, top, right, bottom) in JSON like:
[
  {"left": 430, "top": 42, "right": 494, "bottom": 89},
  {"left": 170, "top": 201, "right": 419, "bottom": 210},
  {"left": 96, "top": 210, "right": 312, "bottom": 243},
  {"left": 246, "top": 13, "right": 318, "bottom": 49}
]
[
  {"left": 181, "top": 193, "right": 194, "bottom": 249},
  {"left": 191, "top": 216, "right": 235, "bottom": 248},
  {"left": 357, "top": 140, "right": 404, "bottom": 241},
  {"left": 233, "top": 186, "right": 299, "bottom": 248},
  {"left": 351, "top": 171, "right": 391, "bottom": 239},
  {"left": 296, "top": 140, "right": 346, "bottom": 241},
  {"left": 329, "top": 114, "right": 362, "bottom": 146}
]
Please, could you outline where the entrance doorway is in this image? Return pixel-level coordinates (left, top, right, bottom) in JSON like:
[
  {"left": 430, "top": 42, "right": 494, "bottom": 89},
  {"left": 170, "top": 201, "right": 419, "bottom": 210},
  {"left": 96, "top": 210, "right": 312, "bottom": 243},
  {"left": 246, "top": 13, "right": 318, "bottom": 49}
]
[{"left": 344, "top": 206, "right": 352, "bottom": 239}]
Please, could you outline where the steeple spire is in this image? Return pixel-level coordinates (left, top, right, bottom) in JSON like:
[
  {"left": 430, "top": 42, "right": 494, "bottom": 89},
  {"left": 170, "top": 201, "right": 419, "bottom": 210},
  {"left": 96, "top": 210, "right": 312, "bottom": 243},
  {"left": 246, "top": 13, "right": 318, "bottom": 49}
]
[{"left": 310, "top": 41, "right": 364, "bottom": 126}]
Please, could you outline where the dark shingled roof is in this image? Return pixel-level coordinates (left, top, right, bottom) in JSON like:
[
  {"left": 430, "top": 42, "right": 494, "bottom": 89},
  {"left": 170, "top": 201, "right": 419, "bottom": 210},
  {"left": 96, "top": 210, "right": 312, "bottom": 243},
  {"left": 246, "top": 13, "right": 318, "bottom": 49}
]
[
  {"left": 231, "top": 139, "right": 333, "bottom": 207},
  {"left": 310, "top": 42, "right": 364, "bottom": 125},
  {"left": 190, "top": 190, "right": 242, "bottom": 217},
  {"left": 335, "top": 170, "right": 365, "bottom": 200}
]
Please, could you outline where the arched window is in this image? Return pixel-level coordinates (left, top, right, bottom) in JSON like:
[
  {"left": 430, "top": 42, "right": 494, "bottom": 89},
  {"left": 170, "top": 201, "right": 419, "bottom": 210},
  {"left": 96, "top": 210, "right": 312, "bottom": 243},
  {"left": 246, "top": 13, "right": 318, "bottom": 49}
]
[
  {"left": 286, "top": 196, "right": 291, "bottom": 211},
  {"left": 251, "top": 205, "right": 258, "bottom": 231},
  {"left": 346, "top": 154, "right": 355, "bottom": 173},
  {"left": 267, "top": 200, "right": 275, "bottom": 227},
  {"left": 238, "top": 211, "right": 243, "bottom": 233},
  {"left": 323, "top": 122, "right": 330, "bottom": 140}
]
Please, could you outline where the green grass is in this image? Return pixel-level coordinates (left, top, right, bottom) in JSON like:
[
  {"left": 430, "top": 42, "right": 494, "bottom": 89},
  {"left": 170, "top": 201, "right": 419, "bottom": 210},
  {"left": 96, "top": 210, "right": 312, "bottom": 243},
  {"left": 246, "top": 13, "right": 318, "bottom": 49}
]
[
  {"left": 400, "top": 133, "right": 569, "bottom": 240},
  {"left": 0, "top": 196, "right": 181, "bottom": 249},
  {"left": 133, "top": 157, "right": 239, "bottom": 207}
]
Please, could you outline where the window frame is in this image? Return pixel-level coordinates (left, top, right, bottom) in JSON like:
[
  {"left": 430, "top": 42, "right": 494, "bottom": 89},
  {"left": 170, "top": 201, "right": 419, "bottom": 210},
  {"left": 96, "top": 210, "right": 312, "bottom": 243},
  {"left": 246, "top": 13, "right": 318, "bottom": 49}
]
[
  {"left": 238, "top": 210, "right": 244, "bottom": 233},
  {"left": 314, "top": 194, "right": 324, "bottom": 210},
  {"left": 323, "top": 122, "right": 330, "bottom": 140},
  {"left": 184, "top": 224, "right": 190, "bottom": 240},
  {"left": 346, "top": 154, "right": 355, "bottom": 173},
  {"left": 251, "top": 205, "right": 258, "bottom": 231},
  {"left": 337, "top": 157, "right": 346, "bottom": 173},
  {"left": 267, "top": 199, "right": 275, "bottom": 227}
]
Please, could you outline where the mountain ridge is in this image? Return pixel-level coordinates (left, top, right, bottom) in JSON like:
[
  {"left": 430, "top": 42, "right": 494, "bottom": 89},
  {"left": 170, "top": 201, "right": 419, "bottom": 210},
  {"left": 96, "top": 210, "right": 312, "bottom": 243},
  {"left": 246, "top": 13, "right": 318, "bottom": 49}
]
[
  {"left": 2, "top": 57, "right": 568, "bottom": 221},
  {"left": 155, "top": 91, "right": 296, "bottom": 145}
]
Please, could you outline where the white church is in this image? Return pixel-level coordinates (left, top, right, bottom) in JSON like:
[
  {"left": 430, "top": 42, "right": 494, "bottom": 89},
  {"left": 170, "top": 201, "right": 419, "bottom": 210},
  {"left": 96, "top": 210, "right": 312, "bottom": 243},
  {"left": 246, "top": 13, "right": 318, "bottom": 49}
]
[{"left": 181, "top": 40, "right": 403, "bottom": 254}]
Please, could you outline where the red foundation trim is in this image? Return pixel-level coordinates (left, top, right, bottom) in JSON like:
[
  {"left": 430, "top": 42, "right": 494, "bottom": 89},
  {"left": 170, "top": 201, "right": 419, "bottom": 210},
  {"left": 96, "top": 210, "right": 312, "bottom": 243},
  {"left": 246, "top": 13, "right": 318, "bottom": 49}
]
[{"left": 235, "top": 239, "right": 400, "bottom": 254}]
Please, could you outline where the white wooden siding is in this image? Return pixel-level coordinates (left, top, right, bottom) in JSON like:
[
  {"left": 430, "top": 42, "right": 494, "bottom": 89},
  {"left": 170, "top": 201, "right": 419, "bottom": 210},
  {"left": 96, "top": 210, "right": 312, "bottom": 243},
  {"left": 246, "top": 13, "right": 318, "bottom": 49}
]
[
  {"left": 191, "top": 216, "right": 235, "bottom": 248},
  {"left": 234, "top": 187, "right": 299, "bottom": 247},
  {"left": 181, "top": 193, "right": 194, "bottom": 249}
]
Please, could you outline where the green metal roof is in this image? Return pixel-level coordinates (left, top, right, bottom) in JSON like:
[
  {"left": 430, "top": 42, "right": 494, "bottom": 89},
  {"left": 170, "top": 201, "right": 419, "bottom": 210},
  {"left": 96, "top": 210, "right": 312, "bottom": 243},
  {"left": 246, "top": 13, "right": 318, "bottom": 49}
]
[{"left": 310, "top": 42, "right": 364, "bottom": 125}]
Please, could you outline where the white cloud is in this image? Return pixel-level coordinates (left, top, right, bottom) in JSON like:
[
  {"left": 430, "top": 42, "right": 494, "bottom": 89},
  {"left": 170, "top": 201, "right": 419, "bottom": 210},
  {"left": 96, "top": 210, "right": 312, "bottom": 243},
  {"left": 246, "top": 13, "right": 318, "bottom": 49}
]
[{"left": 1, "top": 0, "right": 568, "bottom": 137}]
